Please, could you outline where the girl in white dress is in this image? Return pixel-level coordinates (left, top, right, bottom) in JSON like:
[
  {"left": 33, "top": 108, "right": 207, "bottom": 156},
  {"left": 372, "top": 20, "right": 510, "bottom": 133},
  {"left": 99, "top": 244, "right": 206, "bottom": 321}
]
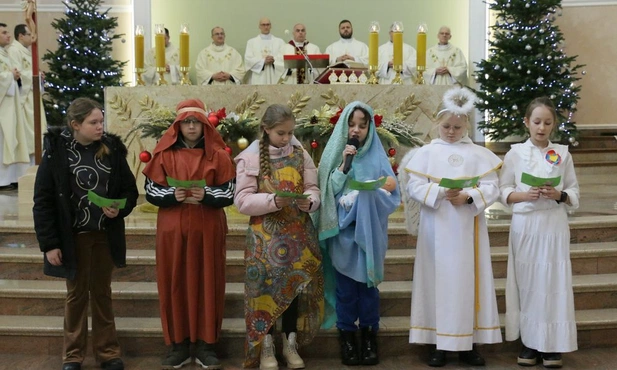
[{"left": 500, "top": 97, "right": 580, "bottom": 369}]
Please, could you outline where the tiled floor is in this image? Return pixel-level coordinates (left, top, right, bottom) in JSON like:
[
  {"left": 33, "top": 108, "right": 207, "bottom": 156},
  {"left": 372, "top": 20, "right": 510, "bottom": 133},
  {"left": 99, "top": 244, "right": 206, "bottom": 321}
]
[{"left": 1, "top": 347, "right": 617, "bottom": 370}]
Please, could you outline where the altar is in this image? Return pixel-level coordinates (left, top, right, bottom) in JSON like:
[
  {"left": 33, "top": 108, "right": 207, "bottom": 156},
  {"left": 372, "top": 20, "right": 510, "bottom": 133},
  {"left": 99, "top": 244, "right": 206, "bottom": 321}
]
[{"left": 104, "top": 85, "right": 449, "bottom": 191}]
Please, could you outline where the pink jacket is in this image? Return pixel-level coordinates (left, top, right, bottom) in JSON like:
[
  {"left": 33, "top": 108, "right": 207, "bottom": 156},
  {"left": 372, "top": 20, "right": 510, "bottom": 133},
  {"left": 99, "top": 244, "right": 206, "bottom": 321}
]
[{"left": 234, "top": 138, "right": 321, "bottom": 216}]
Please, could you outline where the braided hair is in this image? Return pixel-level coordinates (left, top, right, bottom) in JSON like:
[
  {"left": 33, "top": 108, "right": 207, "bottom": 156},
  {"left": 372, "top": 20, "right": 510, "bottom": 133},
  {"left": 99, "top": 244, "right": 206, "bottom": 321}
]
[{"left": 259, "top": 104, "right": 294, "bottom": 181}]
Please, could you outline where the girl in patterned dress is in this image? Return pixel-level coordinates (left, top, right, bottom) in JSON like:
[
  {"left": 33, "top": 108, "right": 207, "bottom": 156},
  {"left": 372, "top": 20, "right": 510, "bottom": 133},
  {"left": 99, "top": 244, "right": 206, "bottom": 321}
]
[{"left": 234, "top": 104, "right": 324, "bottom": 370}]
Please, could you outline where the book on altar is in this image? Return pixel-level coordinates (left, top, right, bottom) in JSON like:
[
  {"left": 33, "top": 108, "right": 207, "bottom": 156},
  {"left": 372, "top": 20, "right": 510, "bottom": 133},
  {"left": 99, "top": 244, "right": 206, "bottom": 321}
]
[{"left": 328, "top": 61, "right": 367, "bottom": 69}]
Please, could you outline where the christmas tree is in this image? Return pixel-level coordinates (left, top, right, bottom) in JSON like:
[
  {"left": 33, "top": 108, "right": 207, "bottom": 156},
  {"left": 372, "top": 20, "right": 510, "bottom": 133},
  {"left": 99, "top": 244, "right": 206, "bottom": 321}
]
[
  {"left": 474, "top": 0, "right": 584, "bottom": 145},
  {"left": 43, "top": 0, "right": 126, "bottom": 125}
]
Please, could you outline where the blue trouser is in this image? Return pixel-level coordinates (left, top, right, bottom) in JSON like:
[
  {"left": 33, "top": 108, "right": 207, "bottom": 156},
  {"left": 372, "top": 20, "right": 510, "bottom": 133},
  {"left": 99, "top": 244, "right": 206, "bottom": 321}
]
[{"left": 335, "top": 270, "right": 380, "bottom": 331}]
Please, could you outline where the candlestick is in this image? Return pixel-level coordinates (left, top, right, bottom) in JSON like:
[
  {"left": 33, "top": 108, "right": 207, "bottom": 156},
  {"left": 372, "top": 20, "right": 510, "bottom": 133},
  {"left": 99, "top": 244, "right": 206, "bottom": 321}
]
[
  {"left": 392, "top": 21, "right": 404, "bottom": 84},
  {"left": 416, "top": 23, "right": 427, "bottom": 84},
  {"left": 179, "top": 23, "right": 189, "bottom": 68},
  {"left": 154, "top": 24, "right": 167, "bottom": 85},
  {"left": 367, "top": 22, "right": 380, "bottom": 85},
  {"left": 134, "top": 25, "right": 145, "bottom": 85}
]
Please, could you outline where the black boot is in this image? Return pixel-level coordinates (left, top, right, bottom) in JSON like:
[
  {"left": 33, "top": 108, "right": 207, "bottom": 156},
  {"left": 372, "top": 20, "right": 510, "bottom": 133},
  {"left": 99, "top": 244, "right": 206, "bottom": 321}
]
[
  {"left": 360, "top": 327, "right": 379, "bottom": 365},
  {"left": 338, "top": 329, "right": 360, "bottom": 366}
]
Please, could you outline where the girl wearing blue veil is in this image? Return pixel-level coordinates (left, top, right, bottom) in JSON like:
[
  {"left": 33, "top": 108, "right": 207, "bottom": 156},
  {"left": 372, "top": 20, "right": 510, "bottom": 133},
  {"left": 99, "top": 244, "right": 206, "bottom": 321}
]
[{"left": 314, "top": 101, "right": 400, "bottom": 366}]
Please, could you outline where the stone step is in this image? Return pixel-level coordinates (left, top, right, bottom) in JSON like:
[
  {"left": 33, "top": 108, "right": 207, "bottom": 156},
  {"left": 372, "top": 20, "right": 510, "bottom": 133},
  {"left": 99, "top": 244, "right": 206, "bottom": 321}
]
[
  {"left": 2, "top": 241, "right": 617, "bottom": 283},
  {"left": 2, "top": 215, "right": 617, "bottom": 252},
  {"left": 2, "top": 273, "right": 616, "bottom": 318},
  {"left": 1, "top": 309, "right": 616, "bottom": 356}
]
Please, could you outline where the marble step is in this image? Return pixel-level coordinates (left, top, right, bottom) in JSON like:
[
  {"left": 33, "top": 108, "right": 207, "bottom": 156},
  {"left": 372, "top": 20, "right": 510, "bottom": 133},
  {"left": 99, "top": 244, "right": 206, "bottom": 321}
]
[
  {"left": 1, "top": 309, "right": 616, "bottom": 356},
  {"left": 2, "top": 273, "right": 617, "bottom": 318},
  {"left": 2, "top": 241, "right": 617, "bottom": 283}
]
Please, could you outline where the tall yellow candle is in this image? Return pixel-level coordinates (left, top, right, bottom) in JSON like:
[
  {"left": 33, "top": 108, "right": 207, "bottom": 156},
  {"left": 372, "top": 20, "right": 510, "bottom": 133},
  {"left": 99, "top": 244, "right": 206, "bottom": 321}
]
[
  {"left": 155, "top": 33, "right": 166, "bottom": 69},
  {"left": 393, "top": 32, "right": 403, "bottom": 66},
  {"left": 369, "top": 31, "right": 378, "bottom": 67},
  {"left": 134, "top": 34, "right": 144, "bottom": 69},
  {"left": 179, "top": 32, "right": 189, "bottom": 67},
  {"left": 416, "top": 26, "right": 427, "bottom": 68}
]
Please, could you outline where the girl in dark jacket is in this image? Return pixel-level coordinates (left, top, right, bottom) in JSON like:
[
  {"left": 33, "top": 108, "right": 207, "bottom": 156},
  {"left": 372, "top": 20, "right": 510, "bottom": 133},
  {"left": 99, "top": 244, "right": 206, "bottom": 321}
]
[{"left": 33, "top": 97, "right": 138, "bottom": 370}]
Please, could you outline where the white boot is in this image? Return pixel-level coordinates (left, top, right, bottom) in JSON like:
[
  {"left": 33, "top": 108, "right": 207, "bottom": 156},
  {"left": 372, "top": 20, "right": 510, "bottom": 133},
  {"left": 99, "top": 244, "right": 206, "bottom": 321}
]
[
  {"left": 260, "top": 334, "right": 278, "bottom": 370},
  {"left": 282, "top": 332, "right": 305, "bottom": 369}
]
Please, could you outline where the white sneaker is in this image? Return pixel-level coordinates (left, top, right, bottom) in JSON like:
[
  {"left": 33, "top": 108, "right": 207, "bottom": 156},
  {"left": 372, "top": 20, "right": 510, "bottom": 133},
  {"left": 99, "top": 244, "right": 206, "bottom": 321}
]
[
  {"left": 282, "top": 332, "right": 305, "bottom": 369},
  {"left": 260, "top": 334, "right": 278, "bottom": 370}
]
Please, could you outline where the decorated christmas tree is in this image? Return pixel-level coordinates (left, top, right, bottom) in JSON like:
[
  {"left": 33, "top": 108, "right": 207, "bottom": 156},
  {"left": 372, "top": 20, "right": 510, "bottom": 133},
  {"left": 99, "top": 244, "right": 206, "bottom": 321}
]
[
  {"left": 43, "top": 0, "right": 126, "bottom": 125},
  {"left": 475, "top": 0, "right": 584, "bottom": 145}
]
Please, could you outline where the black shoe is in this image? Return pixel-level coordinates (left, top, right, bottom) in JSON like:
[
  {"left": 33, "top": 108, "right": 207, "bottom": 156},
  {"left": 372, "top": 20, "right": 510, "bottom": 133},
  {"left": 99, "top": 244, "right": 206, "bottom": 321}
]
[
  {"left": 518, "top": 345, "right": 539, "bottom": 366},
  {"left": 101, "top": 358, "right": 124, "bottom": 370},
  {"left": 338, "top": 329, "right": 360, "bottom": 366},
  {"left": 360, "top": 327, "right": 379, "bottom": 365},
  {"left": 195, "top": 340, "right": 222, "bottom": 369},
  {"left": 0, "top": 184, "right": 16, "bottom": 191},
  {"left": 459, "top": 347, "right": 486, "bottom": 366},
  {"left": 62, "top": 363, "right": 81, "bottom": 370},
  {"left": 162, "top": 338, "right": 191, "bottom": 369},
  {"left": 541, "top": 352, "right": 562, "bottom": 368},
  {"left": 428, "top": 349, "right": 447, "bottom": 367}
]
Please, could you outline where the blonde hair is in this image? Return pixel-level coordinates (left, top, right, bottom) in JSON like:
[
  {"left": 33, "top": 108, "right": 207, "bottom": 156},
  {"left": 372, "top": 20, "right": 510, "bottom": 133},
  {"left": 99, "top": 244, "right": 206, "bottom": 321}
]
[
  {"left": 66, "top": 97, "right": 109, "bottom": 159},
  {"left": 259, "top": 104, "right": 294, "bottom": 179}
]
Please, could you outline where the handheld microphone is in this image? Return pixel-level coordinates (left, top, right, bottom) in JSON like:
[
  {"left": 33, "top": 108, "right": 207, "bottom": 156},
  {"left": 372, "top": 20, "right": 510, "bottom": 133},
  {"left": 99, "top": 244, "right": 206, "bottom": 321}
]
[{"left": 342, "top": 137, "right": 360, "bottom": 174}]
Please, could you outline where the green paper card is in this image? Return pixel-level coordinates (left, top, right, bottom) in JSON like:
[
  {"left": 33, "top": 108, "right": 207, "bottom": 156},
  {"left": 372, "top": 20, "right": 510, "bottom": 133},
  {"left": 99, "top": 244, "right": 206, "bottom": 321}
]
[
  {"left": 274, "top": 191, "right": 310, "bottom": 199},
  {"left": 166, "top": 176, "right": 206, "bottom": 188},
  {"left": 521, "top": 173, "right": 561, "bottom": 187},
  {"left": 439, "top": 176, "right": 479, "bottom": 189},
  {"left": 348, "top": 177, "right": 387, "bottom": 191},
  {"left": 87, "top": 190, "right": 127, "bottom": 209}
]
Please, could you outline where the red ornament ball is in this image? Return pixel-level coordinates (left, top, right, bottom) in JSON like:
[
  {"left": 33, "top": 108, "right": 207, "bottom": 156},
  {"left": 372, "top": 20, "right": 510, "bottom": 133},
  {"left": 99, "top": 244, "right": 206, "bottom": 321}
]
[
  {"left": 207, "top": 113, "right": 220, "bottom": 127},
  {"left": 310, "top": 140, "right": 319, "bottom": 149},
  {"left": 224, "top": 146, "right": 233, "bottom": 155},
  {"left": 392, "top": 164, "right": 399, "bottom": 174},
  {"left": 139, "top": 150, "right": 152, "bottom": 163},
  {"left": 388, "top": 147, "right": 396, "bottom": 157}
]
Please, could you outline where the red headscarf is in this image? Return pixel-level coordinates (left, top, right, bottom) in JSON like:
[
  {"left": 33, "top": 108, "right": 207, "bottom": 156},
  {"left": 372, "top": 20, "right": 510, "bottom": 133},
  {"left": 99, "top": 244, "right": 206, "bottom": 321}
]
[{"left": 152, "top": 99, "right": 226, "bottom": 160}]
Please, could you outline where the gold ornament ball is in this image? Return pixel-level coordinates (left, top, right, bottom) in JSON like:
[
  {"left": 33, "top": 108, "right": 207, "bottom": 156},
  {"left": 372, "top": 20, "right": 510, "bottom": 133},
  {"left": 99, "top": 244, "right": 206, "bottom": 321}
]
[
  {"left": 237, "top": 137, "right": 249, "bottom": 149},
  {"left": 388, "top": 157, "right": 396, "bottom": 165}
]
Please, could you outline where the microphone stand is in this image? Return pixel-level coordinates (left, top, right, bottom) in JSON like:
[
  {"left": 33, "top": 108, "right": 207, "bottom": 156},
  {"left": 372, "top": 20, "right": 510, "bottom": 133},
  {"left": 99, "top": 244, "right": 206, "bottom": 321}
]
[{"left": 295, "top": 43, "right": 321, "bottom": 84}]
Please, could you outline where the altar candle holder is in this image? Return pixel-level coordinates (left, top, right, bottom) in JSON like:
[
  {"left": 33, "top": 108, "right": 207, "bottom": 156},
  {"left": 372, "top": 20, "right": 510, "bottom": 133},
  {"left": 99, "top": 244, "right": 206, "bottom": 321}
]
[
  {"left": 179, "top": 24, "right": 191, "bottom": 85},
  {"left": 366, "top": 21, "right": 380, "bottom": 85},
  {"left": 134, "top": 25, "right": 145, "bottom": 85},
  {"left": 155, "top": 23, "right": 167, "bottom": 85}
]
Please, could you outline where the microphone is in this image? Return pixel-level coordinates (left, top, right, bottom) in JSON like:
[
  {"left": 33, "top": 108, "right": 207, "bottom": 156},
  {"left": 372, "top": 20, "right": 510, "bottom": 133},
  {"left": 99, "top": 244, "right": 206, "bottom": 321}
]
[{"left": 342, "top": 137, "right": 360, "bottom": 174}]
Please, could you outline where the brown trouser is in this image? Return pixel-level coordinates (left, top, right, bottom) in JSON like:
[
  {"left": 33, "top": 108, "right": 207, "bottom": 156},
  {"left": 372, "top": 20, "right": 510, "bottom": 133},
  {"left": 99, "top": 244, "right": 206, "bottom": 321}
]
[{"left": 63, "top": 230, "right": 121, "bottom": 364}]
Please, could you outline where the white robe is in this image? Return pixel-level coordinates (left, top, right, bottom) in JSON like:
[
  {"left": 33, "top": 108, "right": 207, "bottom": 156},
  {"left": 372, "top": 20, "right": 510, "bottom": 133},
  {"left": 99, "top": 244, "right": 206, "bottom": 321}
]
[
  {"left": 0, "top": 48, "right": 29, "bottom": 186},
  {"left": 406, "top": 137, "right": 502, "bottom": 351},
  {"left": 499, "top": 140, "right": 579, "bottom": 353},
  {"left": 144, "top": 43, "right": 180, "bottom": 85},
  {"left": 423, "top": 43, "right": 468, "bottom": 85},
  {"left": 7, "top": 40, "right": 47, "bottom": 156},
  {"left": 195, "top": 43, "right": 245, "bottom": 85},
  {"left": 325, "top": 38, "right": 368, "bottom": 65},
  {"left": 281, "top": 42, "right": 321, "bottom": 85},
  {"left": 244, "top": 34, "right": 285, "bottom": 85},
  {"left": 377, "top": 41, "right": 417, "bottom": 85}
]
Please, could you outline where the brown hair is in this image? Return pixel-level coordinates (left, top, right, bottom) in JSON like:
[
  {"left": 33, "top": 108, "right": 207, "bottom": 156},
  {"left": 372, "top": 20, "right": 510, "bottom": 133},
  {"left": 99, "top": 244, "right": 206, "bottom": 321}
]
[
  {"left": 525, "top": 97, "right": 557, "bottom": 122},
  {"left": 259, "top": 104, "right": 294, "bottom": 179},
  {"left": 66, "top": 97, "right": 109, "bottom": 159}
]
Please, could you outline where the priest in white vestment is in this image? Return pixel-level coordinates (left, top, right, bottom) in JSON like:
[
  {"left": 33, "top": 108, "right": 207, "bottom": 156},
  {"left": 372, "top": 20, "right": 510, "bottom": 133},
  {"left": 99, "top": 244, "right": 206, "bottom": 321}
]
[
  {"left": 195, "top": 27, "right": 245, "bottom": 85},
  {"left": 423, "top": 27, "right": 468, "bottom": 85},
  {"left": 144, "top": 28, "right": 180, "bottom": 85},
  {"left": 377, "top": 24, "right": 417, "bottom": 85},
  {"left": 325, "top": 20, "right": 368, "bottom": 65},
  {"left": 7, "top": 24, "right": 47, "bottom": 158},
  {"left": 244, "top": 18, "right": 285, "bottom": 85},
  {"left": 281, "top": 24, "right": 321, "bottom": 85},
  {"left": 0, "top": 24, "right": 30, "bottom": 189}
]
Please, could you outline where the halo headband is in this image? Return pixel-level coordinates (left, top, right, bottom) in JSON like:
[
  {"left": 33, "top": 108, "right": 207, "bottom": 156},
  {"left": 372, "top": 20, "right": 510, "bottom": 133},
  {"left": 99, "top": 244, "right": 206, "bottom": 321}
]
[{"left": 437, "top": 87, "right": 478, "bottom": 118}]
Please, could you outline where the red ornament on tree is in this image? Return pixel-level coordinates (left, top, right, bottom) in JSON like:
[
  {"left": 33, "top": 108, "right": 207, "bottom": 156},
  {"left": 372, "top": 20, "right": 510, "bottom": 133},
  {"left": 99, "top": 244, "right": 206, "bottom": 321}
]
[
  {"left": 388, "top": 147, "right": 396, "bottom": 157},
  {"left": 224, "top": 146, "right": 233, "bottom": 155},
  {"left": 392, "top": 164, "right": 399, "bottom": 175},
  {"left": 207, "top": 112, "right": 220, "bottom": 127},
  {"left": 310, "top": 140, "right": 319, "bottom": 149},
  {"left": 139, "top": 150, "right": 152, "bottom": 163}
]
